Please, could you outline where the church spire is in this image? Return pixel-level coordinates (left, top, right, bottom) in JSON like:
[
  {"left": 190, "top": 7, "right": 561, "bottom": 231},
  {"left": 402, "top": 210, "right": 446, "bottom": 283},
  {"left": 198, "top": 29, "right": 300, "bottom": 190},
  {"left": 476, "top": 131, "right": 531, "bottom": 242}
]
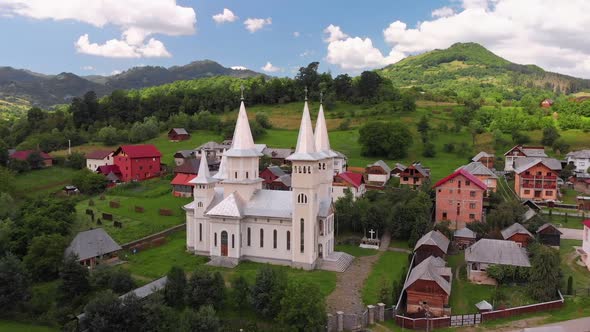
[
  {"left": 314, "top": 93, "right": 337, "bottom": 157},
  {"left": 213, "top": 149, "right": 228, "bottom": 180},
  {"left": 225, "top": 94, "right": 262, "bottom": 157},
  {"left": 287, "top": 96, "right": 322, "bottom": 161},
  {"left": 190, "top": 151, "right": 217, "bottom": 184}
]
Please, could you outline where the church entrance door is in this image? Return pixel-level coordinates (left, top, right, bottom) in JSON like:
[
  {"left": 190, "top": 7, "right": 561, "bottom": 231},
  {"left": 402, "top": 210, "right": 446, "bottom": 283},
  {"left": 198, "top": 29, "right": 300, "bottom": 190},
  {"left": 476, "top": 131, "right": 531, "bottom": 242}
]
[
  {"left": 221, "top": 231, "right": 228, "bottom": 256},
  {"left": 318, "top": 244, "right": 323, "bottom": 258}
]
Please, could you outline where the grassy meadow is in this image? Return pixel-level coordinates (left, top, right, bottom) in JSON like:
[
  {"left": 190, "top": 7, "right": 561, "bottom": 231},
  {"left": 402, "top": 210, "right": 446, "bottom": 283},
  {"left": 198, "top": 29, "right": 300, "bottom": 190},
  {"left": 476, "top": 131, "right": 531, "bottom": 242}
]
[
  {"left": 13, "top": 166, "right": 78, "bottom": 198},
  {"left": 361, "top": 251, "right": 409, "bottom": 305}
]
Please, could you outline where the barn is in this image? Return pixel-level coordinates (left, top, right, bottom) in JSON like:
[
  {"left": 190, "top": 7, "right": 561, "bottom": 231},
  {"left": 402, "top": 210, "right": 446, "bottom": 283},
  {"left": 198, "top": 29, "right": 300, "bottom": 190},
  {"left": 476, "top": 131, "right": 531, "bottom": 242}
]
[
  {"left": 168, "top": 128, "right": 190, "bottom": 141},
  {"left": 414, "top": 230, "right": 450, "bottom": 264},
  {"left": 536, "top": 223, "right": 562, "bottom": 247}
]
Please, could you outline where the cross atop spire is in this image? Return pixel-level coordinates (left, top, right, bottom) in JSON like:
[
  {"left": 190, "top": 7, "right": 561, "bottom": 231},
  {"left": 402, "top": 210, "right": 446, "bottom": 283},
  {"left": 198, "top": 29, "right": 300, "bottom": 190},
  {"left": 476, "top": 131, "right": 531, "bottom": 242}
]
[
  {"left": 240, "top": 84, "right": 245, "bottom": 101},
  {"left": 304, "top": 86, "right": 308, "bottom": 101}
]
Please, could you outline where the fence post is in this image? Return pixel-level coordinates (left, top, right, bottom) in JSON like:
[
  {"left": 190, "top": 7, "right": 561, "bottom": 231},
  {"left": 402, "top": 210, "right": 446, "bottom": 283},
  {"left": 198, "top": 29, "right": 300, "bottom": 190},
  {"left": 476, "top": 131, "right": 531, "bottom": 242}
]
[
  {"left": 336, "top": 311, "right": 343, "bottom": 332},
  {"left": 377, "top": 303, "right": 385, "bottom": 322},
  {"left": 368, "top": 305, "right": 375, "bottom": 325},
  {"left": 327, "top": 313, "right": 333, "bottom": 332}
]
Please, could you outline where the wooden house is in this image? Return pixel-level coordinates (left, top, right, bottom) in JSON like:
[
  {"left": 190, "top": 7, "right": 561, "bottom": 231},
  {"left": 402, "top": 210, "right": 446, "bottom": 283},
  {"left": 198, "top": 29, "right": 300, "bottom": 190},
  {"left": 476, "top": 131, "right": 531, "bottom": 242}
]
[
  {"left": 399, "top": 162, "right": 431, "bottom": 188},
  {"left": 113, "top": 145, "right": 162, "bottom": 182},
  {"left": 453, "top": 227, "right": 476, "bottom": 250},
  {"left": 414, "top": 230, "right": 450, "bottom": 264},
  {"left": 65, "top": 228, "right": 122, "bottom": 269},
  {"left": 465, "top": 239, "right": 531, "bottom": 285},
  {"left": 472, "top": 151, "right": 495, "bottom": 170},
  {"left": 403, "top": 256, "right": 452, "bottom": 317},
  {"left": 536, "top": 223, "right": 562, "bottom": 247},
  {"left": 168, "top": 128, "right": 190, "bottom": 141},
  {"left": 501, "top": 223, "right": 534, "bottom": 247},
  {"left": 365, "top": 160, "right": 391, "bottom": 187},
  {"left": 391, "top": 163, "right": 406, "bottom": 177}
]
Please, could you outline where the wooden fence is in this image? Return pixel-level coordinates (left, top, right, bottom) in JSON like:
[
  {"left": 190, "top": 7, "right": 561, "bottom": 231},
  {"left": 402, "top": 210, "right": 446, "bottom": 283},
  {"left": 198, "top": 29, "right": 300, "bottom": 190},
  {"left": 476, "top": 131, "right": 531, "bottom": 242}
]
[{"left": 120, "top": 223, "right": 186, "bottom": 250}]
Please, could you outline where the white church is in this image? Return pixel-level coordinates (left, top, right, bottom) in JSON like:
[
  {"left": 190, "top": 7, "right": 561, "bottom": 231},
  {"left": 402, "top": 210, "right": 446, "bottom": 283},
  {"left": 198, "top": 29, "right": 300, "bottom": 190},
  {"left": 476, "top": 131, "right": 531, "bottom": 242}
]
[{"left": 184, "top": 94, "right": 353, "bottom": 271}]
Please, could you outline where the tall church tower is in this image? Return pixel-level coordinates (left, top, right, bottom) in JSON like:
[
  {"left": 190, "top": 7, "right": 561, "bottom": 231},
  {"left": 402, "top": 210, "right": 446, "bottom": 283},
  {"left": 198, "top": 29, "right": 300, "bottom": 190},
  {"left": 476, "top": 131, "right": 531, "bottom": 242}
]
[
  {"left": 188, "top": 153, "right": 218, "bottom": 253},
  {"left": 287, "top": 92, "right": 324, "bottom": 269},
  {"left": 314, "top": 94, "right": 337, "bottom": 203},
  {"left": 221, "top": 93, "right": 263, "bottom": 201}
]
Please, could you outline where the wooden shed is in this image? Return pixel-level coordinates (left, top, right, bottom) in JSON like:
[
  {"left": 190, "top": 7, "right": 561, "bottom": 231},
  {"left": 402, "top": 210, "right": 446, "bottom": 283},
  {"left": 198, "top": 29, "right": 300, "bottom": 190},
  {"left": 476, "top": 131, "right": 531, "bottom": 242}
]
[{"left": 536, "top": 223, "right": 562, "bottom": 247}]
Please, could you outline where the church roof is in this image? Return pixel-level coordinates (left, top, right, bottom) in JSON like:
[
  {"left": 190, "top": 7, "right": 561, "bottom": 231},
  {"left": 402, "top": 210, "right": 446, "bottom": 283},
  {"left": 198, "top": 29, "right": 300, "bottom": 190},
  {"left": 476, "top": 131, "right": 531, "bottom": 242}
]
[
  {"left": 206, "top": 192, "right": 245, "bottom": 218},
  {"left": 225, "top": 101, "right": 263, "bottom": 157},
  {"left": 287, "top": 101, "right": 324, "bottom": 161},
  {"left": 314, "top": 103, "right": 338, "bottom": 158},
  {"left": 189, "top": 151, "right": 218, "bottom": 184},
  {"left": 244, "top": 189, "right": 293, "bottom": 219}
]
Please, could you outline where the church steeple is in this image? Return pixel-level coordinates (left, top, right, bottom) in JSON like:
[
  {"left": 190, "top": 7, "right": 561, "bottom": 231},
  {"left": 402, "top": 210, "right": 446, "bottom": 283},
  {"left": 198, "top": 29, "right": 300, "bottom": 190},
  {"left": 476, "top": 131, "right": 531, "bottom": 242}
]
[
  {"left": 190, "top": 151, "right": 218, "bottom": 184},
  {"left": 213, "top": 149, "right": 228, "bottom": 180},
  {"left": 287, "top": 95, "right": 323, "bottom": 161},
  {"left": 314, "top": 93, "right": 337, "bottom": 157}
]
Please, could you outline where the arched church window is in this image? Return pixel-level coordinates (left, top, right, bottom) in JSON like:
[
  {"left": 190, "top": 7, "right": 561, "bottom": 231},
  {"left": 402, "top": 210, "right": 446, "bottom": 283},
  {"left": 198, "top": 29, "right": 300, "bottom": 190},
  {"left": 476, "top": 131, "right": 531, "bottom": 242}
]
[
  {"left": 197, "top": 202, "right": 203, "bottom": 208},
  {"left": 303, "top": 166, "right": 307, "bottom": 174},
  {"left": 260, "top": 229, "right": 264, "bottom": 248},
  {"left": 307, "top": 166, "right": 311, "bottom": 173},
  {"left": 235, "top": 171, "right": 238, "bottom": 179},
  {"left": 287, "top": 231, "right": 291, "bottom": 250},
  {"left": 232, "top": 234, "right": 235, "bottom": 248},
  {"left": 214, "top": 233, "right": 217, "bottom": 247},
  {"left": 273, "top": 230, "right": 277, "bottom": 249},
  {"left": 300, "top": 218, "right": 305, "bottom": 253},
  {"left": 297, "top": 193, "right": 308, "bottom": 204},
  {"left": 246, "top": 171, "right": 249, "bottom": 179},
  {"left": 199, "top": 223, "right": 202, "bottom": 241},
  {"left": 247, "top": 227, "right": 251, "bottom": 246}
]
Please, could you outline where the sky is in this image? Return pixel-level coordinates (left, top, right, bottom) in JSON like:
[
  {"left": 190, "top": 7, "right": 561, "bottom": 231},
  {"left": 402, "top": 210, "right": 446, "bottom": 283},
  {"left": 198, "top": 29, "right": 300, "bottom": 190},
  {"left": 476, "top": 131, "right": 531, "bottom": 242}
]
[{"left": 1, "top": 0, "right": 590, "bottom": 78}]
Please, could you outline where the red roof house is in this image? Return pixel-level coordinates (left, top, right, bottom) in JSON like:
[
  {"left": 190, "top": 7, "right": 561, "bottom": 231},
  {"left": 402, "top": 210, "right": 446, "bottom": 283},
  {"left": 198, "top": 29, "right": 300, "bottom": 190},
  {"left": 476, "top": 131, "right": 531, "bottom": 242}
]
[
  {"left": 10, "top": 150, "right": 53, "bottom": 167},
  {"left": 112, "top": 145, "right": 162, "bottom": 182},
  {"left": 333, "top": 171, "right": 366, "bottom": 201},
  {"left": 171, "top": 173, "right": 197, "bottom": 197},
  {"left": 434, "top": 169, "right": 487, "bottom": 230}
]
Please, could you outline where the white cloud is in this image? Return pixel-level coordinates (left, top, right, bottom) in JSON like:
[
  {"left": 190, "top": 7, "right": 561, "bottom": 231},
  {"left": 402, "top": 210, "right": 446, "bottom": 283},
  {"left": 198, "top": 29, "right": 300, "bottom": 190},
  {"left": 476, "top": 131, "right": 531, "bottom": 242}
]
[
  {"left": 326, "top": 35, "right": 404, "bottom": 70},
  {"left": 212, "top": 8, "right": 237, "bottom": 24},
  {"left": 431, "top": 6, "right": 455, "bottom": 18},
  {"left": 261, "top": 61, "right": 281, "bottom": 73},
  {"left": 293, "top": 31, "right": 300, "bottom": 37},
  {"left": 110, "top": 69, "right": 122, "bottom": 75},
  {"left": 244, "top": 17, "right": 271, "bottom": 33},
  {"left": 1, "top": 0, "right": 196, "bottom": 58},
  {"left": 323, "top": 24, "right": 348, "bottom": 42},
  {"left": 231, "top": 66, "right": 248, "bottom": 70},
  {"left": 381, "top": 0, "right": 590, "bottom": 77},
  {"left": 81, "top": 65, "right": 94, "bottom": 71}
]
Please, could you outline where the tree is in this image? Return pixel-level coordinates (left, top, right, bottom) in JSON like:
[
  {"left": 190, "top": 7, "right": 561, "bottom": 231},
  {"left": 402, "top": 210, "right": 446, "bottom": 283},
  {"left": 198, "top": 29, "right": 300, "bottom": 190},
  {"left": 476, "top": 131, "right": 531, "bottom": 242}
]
[
  {"left": 417, "top": 115, "right": 430, "bottom": 141},
  {"left": 401, "top": 93, "right": 416, "bottom": 112},
  {"left": 26, "top": 151, "right": 44, "bottom": 169},
  {"left": 66, "top": 152, "right": 86, "bottom": 169},
  {"left": 486, "top": 201, "right": 526, "bottom": 230},
  {"left": 358, "top": 121, "right": 413, "bottom": 159},
  {"left": 164, "top": 266, "right": 187, "bottom": 308},
  {"left": 528, "top": 244, "right": 561, "bottom": 301},
  {"left": 251, "top": 265, "right": 287, "bottom": 319},
  {"left": 8, "top": 159, "right": 30, "bottom": 173},
  {"left": 0, "top": 253, "right": 29, "bottom": 310},
  {"left": 23, "top": 234, "right": 67, "bottom": 281},
  {"left": 278, "top": 280, "right": 326, "bottom": 332},
  {"left": 141, "top": 295, "right": 180, "bottom": 332},
  {"left": 552, "top": 139, "right": 570, "bottom": 155},
  {"left": 83, "top": 291, "right": 143, "bottom": 332},
  {"left": 255, "top": 113, "right": 272, "bottom": 129},
  {"left": 232, "top": 275, "right": 251, "bottom": 309},
  {"left": 511, "top": 130, "right": 531, "bottom": 144},
  {"left": 186, "top": 269, "right": 225, "bottom": 310},
  {"left": 469, "top": 120, "right": 484, "bottom": 145},
  {"left": 358, "top": 71, "right": 383, "bottom": 101},
  {"left": 180, "top": 305, "right": 220, "bottom": 332},
  {"left": 72, "top": 169, "right": 107, "bottom": 195},
  {"left": 422, "top": 142, "right": 436, "bottom": 158},
  {"left": 97, "top": 126, "right": 121, "bottom": 145},
  {"left": 333, "top": 74, "right": 353, "bottom": 100},
  {"left": 0, "top": 139, "right": 8, "bottom": 166},
  {"left": 58, "top": 253, "right": 90, "bottom": 300},
  {"left": 541, "top": 126, "right": 560, "bottom": 146},
  {"left": 0, "top": 192, "right": 17, "bottom": 220}
]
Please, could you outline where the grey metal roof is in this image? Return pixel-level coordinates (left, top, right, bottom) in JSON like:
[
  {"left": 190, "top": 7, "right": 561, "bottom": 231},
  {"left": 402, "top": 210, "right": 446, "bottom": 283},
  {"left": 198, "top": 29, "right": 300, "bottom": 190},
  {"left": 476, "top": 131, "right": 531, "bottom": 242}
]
[
  {"left": 412, "top": 162, "right": 430, "bottom": 177},
  {"left": 536, "top": 223, "right": 562, "bottom": 234},
  {"left": 501, "top": 223, "right": 534, "bottom": 239},
  {"left": 454, "top": 227, "right": 476, "bottom": 239},
  {"left": 195, "top": 141, "right": 230, "bottom": 150},
  {"left": 458, "top": 162, "right": 498, "bottom": 178},
  {"left": 244, "top": 189, "right": 292, "bottom": 219},
  {"left": 65, "top": 228, "right": 122, "bottom": 261},
  {"left": 521, "top": 148, "right": 548, "bottom": 158},
  {"left": 513, "top": 157, "right": 562, "bottom": 174},
  {"left": 174, "top": 150, "right": 195, "bottom": 158},
  {"left": 392, "top": 163, "right": 407, "bottom": 171},
  {"left": 263, "top": 147, "right": 294, "bottom": 159},
  {"left": 414, "top": 230, "right": 450, "bottom": 253},
  {"left": 367, "top": 160, "right": 391, "bottom": 173},
  {"left": 333, "top": 150, "right": 348, "bottom": 159},
  {"left": 275, "top": 174, "right": 291, "bottom": 187},
  {"left": 465, "top": 239, "right": 531, "bottom": 267},
  {"left": 567, "top": 149, "right": 590, "bottom": 159},
  {"left": 170, "top": 128, "right": 189, "bottom": 135},
  {"left": 475, "top": 300, "right": 493, "bottom": 310},
  {"left": 403, "top": 256, "right": 451, "bottom": 295},
  {"left": 522, "top": 208, "right": 537, "bottom": 223},
  {"left": 472, "top": 151, "right": 494, "bottom": 162},
  {"left": 120, "top": 276, "right": 167, "bottom": 301},
  {"left": 267, "top": 165, "right": 286, "bottom": 177},
  {"left": 206, "top": 192, "right": 245, "bottom": 218}
]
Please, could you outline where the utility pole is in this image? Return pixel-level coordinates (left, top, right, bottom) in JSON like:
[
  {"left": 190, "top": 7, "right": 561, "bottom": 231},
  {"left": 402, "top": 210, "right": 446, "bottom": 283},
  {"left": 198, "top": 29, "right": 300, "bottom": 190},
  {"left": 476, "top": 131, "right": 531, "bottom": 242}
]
[{"left": 68, "top": 139, "right": 71, "bottom": 155}]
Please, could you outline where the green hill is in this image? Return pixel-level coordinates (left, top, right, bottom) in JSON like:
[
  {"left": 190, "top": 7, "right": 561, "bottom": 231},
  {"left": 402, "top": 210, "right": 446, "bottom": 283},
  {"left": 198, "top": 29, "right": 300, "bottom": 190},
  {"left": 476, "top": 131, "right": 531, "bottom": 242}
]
[{"left": 378, "top": 42, "right": 590, "bottom": 98}]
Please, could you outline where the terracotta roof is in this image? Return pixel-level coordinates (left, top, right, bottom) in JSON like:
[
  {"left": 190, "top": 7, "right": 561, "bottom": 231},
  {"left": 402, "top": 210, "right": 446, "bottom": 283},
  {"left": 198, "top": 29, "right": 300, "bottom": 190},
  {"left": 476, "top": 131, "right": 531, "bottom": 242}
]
[
  {"left": 10, "top": 150, "right": 52, "bottom": 160},
  {"left": 86, "top": 150, "right": 113, "bottom": 160},
  {"left": 335, "top": 171, "right": 364, "bottom": 188},
  {"left": 171, "top": 173, "right": 196, "bottom": 186},
  {"left": 97, "top": 165, "right": 121, "bottom": 175},
  {"left": 115, "top": 145, "right": 161, "bottom": 158},
  {"left": 434, "top": 168, "right": 487, "bottom": 190}
]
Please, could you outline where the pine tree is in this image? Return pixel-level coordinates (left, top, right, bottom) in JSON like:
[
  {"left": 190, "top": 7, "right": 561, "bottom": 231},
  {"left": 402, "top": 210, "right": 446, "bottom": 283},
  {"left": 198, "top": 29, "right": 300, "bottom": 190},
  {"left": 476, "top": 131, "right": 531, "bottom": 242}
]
[{"left": 58, "top": 253, "right": 90, "bottom": 301}]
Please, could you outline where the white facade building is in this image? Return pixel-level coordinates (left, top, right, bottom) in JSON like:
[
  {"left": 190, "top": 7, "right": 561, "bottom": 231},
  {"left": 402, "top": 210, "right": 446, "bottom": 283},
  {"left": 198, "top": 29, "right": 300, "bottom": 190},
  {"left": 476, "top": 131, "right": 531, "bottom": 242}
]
[
  {"left": 566, "top": 150, "right": 590, "bottom": 173},
  {"left": 185, "top": 98, "right": 344, "bottom": 270},
  {"left": 85, "top": 150, "right": 113, "bottom": 171},
  {"left": 582, "top": 220, "right": 590, "bottom": 271}
]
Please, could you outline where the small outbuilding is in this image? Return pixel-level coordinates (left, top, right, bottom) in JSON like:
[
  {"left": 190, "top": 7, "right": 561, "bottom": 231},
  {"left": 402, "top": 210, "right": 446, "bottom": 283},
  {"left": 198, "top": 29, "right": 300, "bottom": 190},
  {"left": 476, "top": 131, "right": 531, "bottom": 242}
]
[
  {"left": 168, "top": 128, "right": 190, "bottom": 141},
  {"left": 403, "top": 256, "right": 452, "bottom": 317},
  {"left": 475, "top": 300, "right": 493, "bottom": 313},
  {"left": 501, "top": 223, "right": 534, "bottom": 247},
  {"left": 65, "top": 228, "right": 122, "bottom": 269},
  {"left": 454, "top": 227, "right": 477, "bottom": 250},
  {"left": 414, "top": 230, "right": 450, "bottom": 264},
  {"left": 536, "top": 223, "right": 562, "bottom": 247}
]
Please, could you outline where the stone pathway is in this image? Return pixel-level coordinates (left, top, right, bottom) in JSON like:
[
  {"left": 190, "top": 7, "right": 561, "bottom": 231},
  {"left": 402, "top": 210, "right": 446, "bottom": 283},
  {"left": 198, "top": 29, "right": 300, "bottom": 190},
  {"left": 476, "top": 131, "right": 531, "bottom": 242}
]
[
  {"left": 558, "top": 227, "right": 583, "bottom": 240},
  {"left": 325, "top": 232, "right": 391, "bottom": 315}
]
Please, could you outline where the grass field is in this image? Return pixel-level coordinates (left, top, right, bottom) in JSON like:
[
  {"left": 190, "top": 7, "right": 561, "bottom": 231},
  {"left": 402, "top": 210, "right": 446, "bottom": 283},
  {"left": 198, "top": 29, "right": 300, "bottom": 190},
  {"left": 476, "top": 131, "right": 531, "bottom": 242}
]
[
  {"left": 13, "top": 166, "right": 78, "bottom": 198},
  {"left": 361, "top": 251, "right": 409, "bottom": 305},
  {"left": 0, "top": 321, "right": 58, "bottom": 332},
  {"left": 559, "top": 239, "right": 590, "bottom": 290},
  {"left": 334, "top": 244, "right": 378, "bottom": 257},
  {"left": 75, "top": 179, "right": 190, "bottom": 243},
  {"left": 545, "top": 214, "right": 585, "bottom": 229}
]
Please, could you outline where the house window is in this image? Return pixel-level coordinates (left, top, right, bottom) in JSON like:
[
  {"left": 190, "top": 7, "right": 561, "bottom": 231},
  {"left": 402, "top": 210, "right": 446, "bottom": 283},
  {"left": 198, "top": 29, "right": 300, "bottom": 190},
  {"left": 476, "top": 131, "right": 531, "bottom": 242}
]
[
  {"left": 214, "top": 233, "right": 217, "bottom": 246},
  {"left": 197, "top": 202, "right": 203, "bottom": 208},
  {"left": 273, "top": 230, "right": 277, "bottom": 249},
  {"left": 466, "top": 180, "right": 471, "bottom": 186},
  {"left": 546, "top": 190, "right": 553, "bottom": 196},
  {"left": 246, "top": 171, "right": 249, "bottom": 179},
  {"left": 470, "top": 191, "right": 476, "bottom": 197},
  {"left": 450, "top": 179, "right": 454, "bottom": 183},
  {"left": 199, "top": 223, "right": 202, "bottom": 241},
  {"left": 287, "top": 231, "right": 291, "bottom": 250},
  {"left": 403, "top": 177, "right": 408, "bottom": 181},
  {"left": 139, "top": 166, "right": 143, "bottom": 170},
  {"left": 300, "top": 218, "right": 305, "bottom": 253},
  {"left": 470, "top": 203, "right": 476, "bottom": 209},
  {"left": 260, "top": 229, "right": 264, "bottom": 248},
  {"left": 247, "top": 227, "right": 251, "bottom": 246},
  {"left": 546, "top": 172, "right": 552, "bottom": 176},
  {"left": 469, "top": 214, "right": 475, "bottom": 219},
  {"left": 524, "top": 190, "right": 531, "bottom": 194},
  {"left": 442, "top": 212, "right": 447, "bottom": 220}
]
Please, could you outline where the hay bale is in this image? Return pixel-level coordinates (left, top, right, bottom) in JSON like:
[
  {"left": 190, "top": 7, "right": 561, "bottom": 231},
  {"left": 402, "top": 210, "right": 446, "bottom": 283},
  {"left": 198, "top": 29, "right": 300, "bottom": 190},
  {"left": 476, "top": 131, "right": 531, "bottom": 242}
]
[
  {"left": 102, "top": 213, "right": 113, "bottom": 221},
  {"left": 135, "top": 206, "right": 144, "bottom": 213},
  {"left": 159, "top": 208, "right": 173, "bottom": 216},
  {"left": 109, "top": 201, "right": 120, "bottom": 208},
  {"left": 88, "top": 199, "right": 95, "bottom": 206}
]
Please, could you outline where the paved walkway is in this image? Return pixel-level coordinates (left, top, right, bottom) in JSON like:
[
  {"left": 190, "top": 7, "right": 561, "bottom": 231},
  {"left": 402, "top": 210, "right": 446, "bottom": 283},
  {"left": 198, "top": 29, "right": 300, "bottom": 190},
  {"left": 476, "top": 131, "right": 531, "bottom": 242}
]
[
  {"left": 558, "top": 227, "right": 583, "bottom": 240},
  {"left": 325, "top": 232, "right": 391, "bottom": 315},
  {"left": 507, "top": 316, "right": 590, "bottom": 332}
]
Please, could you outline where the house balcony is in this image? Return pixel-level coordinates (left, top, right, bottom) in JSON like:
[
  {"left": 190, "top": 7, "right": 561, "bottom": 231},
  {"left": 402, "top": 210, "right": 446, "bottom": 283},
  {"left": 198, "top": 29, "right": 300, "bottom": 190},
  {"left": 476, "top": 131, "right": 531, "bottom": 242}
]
[
  {"left": 520, "top": 174, "right": 557, "bottom": 180},
  {"left": 521, "top": 183, "right": 557, "bottom": 189}
]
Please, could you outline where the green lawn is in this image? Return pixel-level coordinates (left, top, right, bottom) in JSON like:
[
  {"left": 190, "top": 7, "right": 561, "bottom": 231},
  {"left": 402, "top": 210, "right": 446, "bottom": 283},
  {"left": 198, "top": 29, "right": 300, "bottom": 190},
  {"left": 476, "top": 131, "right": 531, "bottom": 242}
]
[
  {"left": 13, "top": 166, "right": 78, "bottom": 198},
  {"left": 389, "top": 239, "right": 411, "bottom": 250},
  {"left": 560, "top": 188, "right": 582, "bottom": 204},
  {"left": 362, "top": 251, "right": 409, "bottom": 305},
  {"left": 75, "top": 179, "right": 190, "bottom": 243},
  {"left": 335, "top": 244, "right": 378, "bottom": 257},
  {"left": 559, "top": 239, "right": 590, "bottom": 290},
  {"left": 0, "top": 321, "right": 58, "bottom": 332},
  {"left": 545, "top": 214, "right": 586, "bottom": 229}
]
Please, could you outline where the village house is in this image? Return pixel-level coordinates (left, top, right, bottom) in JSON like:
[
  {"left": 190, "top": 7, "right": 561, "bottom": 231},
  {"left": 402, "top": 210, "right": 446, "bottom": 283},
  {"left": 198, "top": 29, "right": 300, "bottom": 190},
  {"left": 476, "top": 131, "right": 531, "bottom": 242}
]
[
  {"left": 194, "top": 141, "right": 231, "bottom": 161},
  {"left": 96, "top": 165, "right": 122, "bottom": 186},
  {"left": 536, "top": 223, "right": 562, "bottom": 247},
  {"left": 566, "top": 149, "right": 590, "bottom": 173},
  {"left": 184, "top": 97, "right": 352, "bottom": 271},
  {"left": 403, "top": 256, "right": 452, "bottom": 317},
  {"left": 513, "top": 158, "right": 561, "bottom": 201},
  {"left": 472, "top": 151, "right": 495, "bottom": 170},
  {"left": 540, "top": 98, "right": 554, "bottom": 108},
  {"left": 260, "top": 166, "right": 291, "bottom": 191},
  {"left": 112, "top": 144, "right": 162, "bottom": 182},
  {"left": 571, "top": 173, "right": 590, "bottom": 195},
  {"left": 501, "top": 223, "right": 534, "bottom": 247},
  {"left": 453, "top": 227, "right": 477, "bottom": 250},
  {"left": 577, "top": 196, "right": 590, "bottom": 211},
  {"left": 174, "top": 157, "right": 218, "bottom": 175},
  {"left": 391, "top": 163, "right": 406, "bottom": 177},
  {"left": 332, "top": 151, "right": 348, "bottom": 175},
  {"left": 168, "top": 128, "right": 190, "bottom": 142},
  {"left": 581, "top": 220, "right": 590, "bottom": 271},
  {"left": 434, "top": 168, "right": 487, "bottom": 230},
  {"left": 458, "top": 162, "right": 498, "bottom": 193},
  {"left": 399, "top": 162, "right": 431, "bottom": 188},
  {"left": 413, "top": 230, "right": 450, "bottom": 264},
  {"left": 173, "top": 150, "right": 195, "bottom": 166},
  {"left": 65, "top": 228, "right": 122, "bottom": 269},
  {"left": 504, "top": 145, "right": 548, "bottom": 172},
  {"left": 171, "top": 173, "right": 197, "bottom": 197},
  {"left": 332, "top": 171, "right": 365, "bottom": 202},
  {"left": 465, "top": 238, "right": 531, "bottom": 285},
  {"left": 10, "top": 150, "right": 53, "bottom": 167},
  {"left": 365, "top": 160, "right": 391, "bottom": 188},
  {"left": 261, "top": 147, "right": 294, "bottom": 166},
  {"left": 85, "top": 150, "right": 113, "bottom": 171}
]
